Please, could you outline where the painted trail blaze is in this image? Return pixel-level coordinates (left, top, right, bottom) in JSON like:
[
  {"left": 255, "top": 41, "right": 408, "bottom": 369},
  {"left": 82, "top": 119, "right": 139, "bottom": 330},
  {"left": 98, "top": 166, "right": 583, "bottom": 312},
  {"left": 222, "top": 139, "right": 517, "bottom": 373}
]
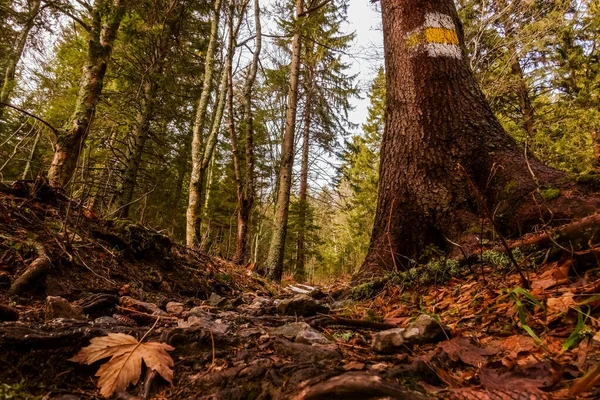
[{"left": 405, "top": 12, "right": 461, "bottom": 59}]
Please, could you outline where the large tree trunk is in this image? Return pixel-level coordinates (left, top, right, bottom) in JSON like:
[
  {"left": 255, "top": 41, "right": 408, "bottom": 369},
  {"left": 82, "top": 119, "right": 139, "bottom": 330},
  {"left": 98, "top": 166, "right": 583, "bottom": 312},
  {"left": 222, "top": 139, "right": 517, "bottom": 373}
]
[
  {"left": 47, "top": 0, "right": 125, "bottom": 188},
  {"left": 186, "top": 0, "right": 223, "bottom": 247},
  {"left": 360, "top": 0, "right": 576, "bottom": 277},
  {"left": 232, "top": 0, "right": 262, "bottom": 266},
  {"left": 266, "top": 0, "right": 303, "bottom": 282},
  {"left": 0, "top": 0, "right": 41, "bottom": 121}
]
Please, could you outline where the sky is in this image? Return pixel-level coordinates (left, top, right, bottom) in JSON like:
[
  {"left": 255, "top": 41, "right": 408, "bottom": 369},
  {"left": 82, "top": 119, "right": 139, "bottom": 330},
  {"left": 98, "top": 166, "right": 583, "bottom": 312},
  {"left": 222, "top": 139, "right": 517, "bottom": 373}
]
[{"left": 263, "top": 0, "right": 384, "bottom": 133}]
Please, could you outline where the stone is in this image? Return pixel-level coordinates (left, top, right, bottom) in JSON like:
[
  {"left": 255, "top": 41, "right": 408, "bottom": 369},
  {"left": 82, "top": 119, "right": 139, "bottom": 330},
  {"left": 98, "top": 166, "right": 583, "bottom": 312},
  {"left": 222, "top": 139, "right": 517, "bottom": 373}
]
[
  {"left": 274, "top": 338, "right": 341, "bottom": 362},
  {"left": 93, "top": 316, "right": 119, "bottom": 325},
  {"left": 166, "top": 301, "right": 185, "bottom": 316},
  {"left": 272, "top": 322, "right": 311, "bottom": 339},
  {"left": 402, "top": 314, "right": 447, "bottom": 345},
  {"left": 183, "top": 316, "right": 230, "bottom": 334},
  {"left": 45, "top": 296, "right": 86, "bottom": 321},
  {"left": 295, "top": 329, "right": 330, "bottom": 345},
  {"left": 276, "top": 294, "right": 329, "bottom": 317},
  {"left": 119, "top": 296, "right": 168, "bottom": 316},
  {"left": 372, "top": 328, "right": 406, "bottom": 353},
  {"left": 209, "top": 293, "right": 227, "bottom": 307}
]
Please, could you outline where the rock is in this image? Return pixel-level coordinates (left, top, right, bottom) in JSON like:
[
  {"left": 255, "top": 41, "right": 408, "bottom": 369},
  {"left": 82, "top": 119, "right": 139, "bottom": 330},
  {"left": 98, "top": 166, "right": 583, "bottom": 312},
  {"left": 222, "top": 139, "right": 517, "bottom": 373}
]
[
  {"left": 182, "top": 316, "right": 230, "bottom": 334},
  {"left": 188, "top": 306, "right": 212, "bottom": 319},
  {"left": 0, "top": 304, "right": 18, "bottom": 321},
  {"left": 402, "top": 314, "right": 447, "bottom": 345},
  {"left": 166, "top": 301, "right": 185, "bottom": 316},
  {"left": 209, "top": 293, "right": 227, "bottom": 307},
  {"left": 45, "top": 296, "right": 86, "bottom": 321},
  {"left": 276, "top": 294, "right": 329, "bottom": 316},
  {"left": 295, "top": 329, "right": 330, "bottom": 345},
  {"left": 274, "top": 338, "right": 341, "bottom": 362},
  {"left": 372, "top": 328, "right": 406, "bottom": 353},
  {"left": 119, "top": 296, "right": 168, "bottom": 316},
  {"left": 93, "top": 316, "right": 119, "bottom": 325},
  {"left": 78, "top": 293, "right": 118, "bottom": 317},
  {"left": 272, "top": 322, "right": 311, "bottom": 339}
]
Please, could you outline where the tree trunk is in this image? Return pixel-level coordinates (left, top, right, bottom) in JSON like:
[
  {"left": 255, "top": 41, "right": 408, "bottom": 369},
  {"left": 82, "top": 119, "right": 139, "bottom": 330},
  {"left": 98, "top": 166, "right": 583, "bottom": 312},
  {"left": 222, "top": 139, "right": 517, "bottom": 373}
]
[
  {"left": 0, "top": 0, "right": 41, "bottom": 121},
  {"left": 295, "top": 77, "right": 314, "bottom": 282},
  {"left": 232, "top": 0, "right": 262, "bottom": 266},
  {"left": 187, "top": 0, "right": 223, "bottom": 247},
  {"left": 47, "top": 0, "right": 125, "bottom": 188},
  {"left": 266, "top": 0, "right": 304, "bottom": 282},
  {"left": 360, "top": 0, "right": 570, "bottom": 277},
  {"left": 115, "top": 78, "right": 156, "bottom": 218}
]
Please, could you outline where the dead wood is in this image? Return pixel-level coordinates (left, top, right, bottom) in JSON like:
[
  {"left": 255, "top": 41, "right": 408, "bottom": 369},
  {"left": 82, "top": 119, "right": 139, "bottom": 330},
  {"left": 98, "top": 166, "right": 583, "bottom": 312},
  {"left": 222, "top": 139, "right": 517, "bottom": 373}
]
[
  {"left": 9, "top": 242, "right": 51, "bottom": 295},
  {"left": 328, "top": 316, "right": 397, "bottom": 331},
  {"left": 293, "top": 372, "right": 426, "bottom": 400}
]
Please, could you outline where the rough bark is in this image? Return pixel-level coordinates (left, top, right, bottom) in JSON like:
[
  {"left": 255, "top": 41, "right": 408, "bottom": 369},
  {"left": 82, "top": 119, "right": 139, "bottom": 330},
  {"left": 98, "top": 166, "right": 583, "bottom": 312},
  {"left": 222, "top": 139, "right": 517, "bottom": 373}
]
[
  {"left": 187, "top": 0, "right": 223, "bottom": 247},
  {"left": 9, "top": 242, "right": 51, "bottom": 295},
  {"left": 360, "top": 0, "right": 581, "bottom": 277},
  {"left": 0, "top": 0, "right": 41, "bottom": 121},
  {"left": 47, "top": 0, "right": 125, "bottom": 188},
  {"left": 295, "top": 74, "right": 314, "bottom": 282},
  {"left": 266, "top": 0, "right": 304, "bottom": 281},
  {"left": 231, "top": 0, "right": 262, "bottom": 265},
  {"left": 114, "top": 78, "right": 156, "bottom": 217}
]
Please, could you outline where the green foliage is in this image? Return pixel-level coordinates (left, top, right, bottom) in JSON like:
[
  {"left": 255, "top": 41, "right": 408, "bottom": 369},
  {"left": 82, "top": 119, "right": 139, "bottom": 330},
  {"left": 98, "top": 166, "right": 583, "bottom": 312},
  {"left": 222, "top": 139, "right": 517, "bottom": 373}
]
[
  {"left": 0, "top": 382, "right": 39, "bottom": 400},
  {"left": 508, "top": 287, "right": 545, "bottom": 343},
  {"left": 540, "top": 187, "right": 561, "bottom": 201}
]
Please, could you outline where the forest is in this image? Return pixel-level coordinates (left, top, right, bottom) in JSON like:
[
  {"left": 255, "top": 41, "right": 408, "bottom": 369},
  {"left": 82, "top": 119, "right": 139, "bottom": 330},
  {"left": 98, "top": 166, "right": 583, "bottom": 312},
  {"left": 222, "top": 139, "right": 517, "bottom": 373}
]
[{"left": 1, "top": 0, "right": 600, "bottom": 399}]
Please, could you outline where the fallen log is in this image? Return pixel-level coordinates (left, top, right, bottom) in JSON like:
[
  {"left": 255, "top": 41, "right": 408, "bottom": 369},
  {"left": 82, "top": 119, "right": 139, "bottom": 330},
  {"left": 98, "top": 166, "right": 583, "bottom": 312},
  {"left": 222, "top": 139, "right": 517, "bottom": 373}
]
[{"left": 9, "top": 242, "right": 51, "bottom": 295}]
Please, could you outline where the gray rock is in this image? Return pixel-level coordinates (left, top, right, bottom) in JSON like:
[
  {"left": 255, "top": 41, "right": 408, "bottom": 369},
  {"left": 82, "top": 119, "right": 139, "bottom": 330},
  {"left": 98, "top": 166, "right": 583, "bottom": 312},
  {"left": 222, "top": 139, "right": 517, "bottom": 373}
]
[
  {"left": 272, "top": 322, "right": 311, "bottom": 339},
  {"left": 187, "top": 306, "right": 213, "bottom": 320},
  {"left": 183, "top": 315, "right": 230, "bottom": 334},
  {"left": 45, "top": 296, "right": 86, "bottom": 321},
  {"left": 93, "top": 316, "right": 118, "bottom": 325},
  {"left": 402, "top": 314, "right": 446, "bottom": 344},
  {"left": 276, "top": 294, "right": 329, "bottom": 316},
  {"left": 209, "top": 293, "right": 227, "bottom": 307},
  {"left": 275, "top": 338, "right": 341, "bottom": 362},
  {"left": 166, "top": 301, "right": 185, "bottom": 316},
  {"left": 295, "top": 329, "right": 330, "bottom": 345},
  {"left": 372, "top": 328, "right": 406, "bottom": 353}
]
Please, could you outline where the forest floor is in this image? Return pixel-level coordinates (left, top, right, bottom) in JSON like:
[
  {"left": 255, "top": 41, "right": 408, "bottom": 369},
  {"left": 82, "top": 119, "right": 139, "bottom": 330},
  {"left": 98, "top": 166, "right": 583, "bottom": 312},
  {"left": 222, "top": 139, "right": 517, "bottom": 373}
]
[{"left": 1, "top": 182, "right": 600, "bottom": 399}]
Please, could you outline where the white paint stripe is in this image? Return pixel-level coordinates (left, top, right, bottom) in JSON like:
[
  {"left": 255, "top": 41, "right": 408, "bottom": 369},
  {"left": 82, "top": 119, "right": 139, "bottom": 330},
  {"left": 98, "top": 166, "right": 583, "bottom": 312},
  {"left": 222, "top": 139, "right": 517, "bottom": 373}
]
[
  {"left": 424, "top": 12, "right": 455, "bottom": 30},
  {"left": 425, "top": 43, "right": 462, "bottom": 59}
]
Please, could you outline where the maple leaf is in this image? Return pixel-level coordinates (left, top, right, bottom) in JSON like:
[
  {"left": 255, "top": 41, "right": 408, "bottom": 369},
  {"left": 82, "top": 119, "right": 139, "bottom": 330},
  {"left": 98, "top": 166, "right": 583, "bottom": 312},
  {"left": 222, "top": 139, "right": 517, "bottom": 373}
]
[{"left": 70, "top": 333, "right": 174, "bottom": 398}]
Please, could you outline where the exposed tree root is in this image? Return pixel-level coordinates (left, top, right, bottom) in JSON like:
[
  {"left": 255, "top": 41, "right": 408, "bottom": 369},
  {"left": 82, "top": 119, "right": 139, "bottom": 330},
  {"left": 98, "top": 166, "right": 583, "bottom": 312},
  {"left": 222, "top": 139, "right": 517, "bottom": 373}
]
[
  {"left": 293, "top": 372, "right": 426, "bottom": 400},
  {"left": 9, "top": 242, "right": 51, "bottom": 295}
]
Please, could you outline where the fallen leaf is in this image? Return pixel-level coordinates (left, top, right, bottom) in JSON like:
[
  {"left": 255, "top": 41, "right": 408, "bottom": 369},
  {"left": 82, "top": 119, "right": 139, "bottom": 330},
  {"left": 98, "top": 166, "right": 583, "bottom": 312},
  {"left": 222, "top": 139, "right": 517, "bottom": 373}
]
[
  {"left": 501, "top": 335, "right": 536, "bottom": 359},
  {"left": 343, "top": 361, "right": 365, "bottom": 371},
  {"left": 480, "top": 361, "right": 563, "bottom": 392},
  {"left": 70, "top": 333, "right": 174, "bottom": 398},
  {"left": 547, "top": 293, "right": 575, "bottom": 315},
  {"left": 439, "top": 337, "right": 499, "bottom": 367}
]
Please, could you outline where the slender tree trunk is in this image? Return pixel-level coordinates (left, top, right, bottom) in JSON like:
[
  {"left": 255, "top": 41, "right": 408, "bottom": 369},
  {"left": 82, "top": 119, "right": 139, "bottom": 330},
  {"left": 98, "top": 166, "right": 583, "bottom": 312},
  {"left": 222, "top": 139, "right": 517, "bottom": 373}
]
[
  {"left": 360, "top": 0, "right": 568, "bottom": 277},
  {"left": 47, "top": 0, "right": 125, "bottom": 188},
  {"left": 295, "top": 77, "right": 314, "bottom": 282},
  {"left": 231, "top": 0, "right": 262, "bottom": 265},
  {"left": 266, "top": 0, "right": 304, "bottom": 281},
  {"left": 187, "top": 0, "right": 223, "bottom": 247},
  {"left": 0, "top": 0, "right": 41, "bottom": 121},
  {"left": 22, "top": 128, "right": 41, "bottom": 179},
  {"left": 510, "top": 55, "right": 535, "bottom": 137},
  {"left": 115, "top": 79, "right": 155, "bottom": 218}
]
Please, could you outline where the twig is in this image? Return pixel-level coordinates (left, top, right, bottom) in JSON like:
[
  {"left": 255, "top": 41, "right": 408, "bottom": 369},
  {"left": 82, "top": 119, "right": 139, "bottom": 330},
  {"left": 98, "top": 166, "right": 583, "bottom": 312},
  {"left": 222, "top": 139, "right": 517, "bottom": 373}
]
[{"left": 0, "top": 102, "right": 58, "bottom": 134}]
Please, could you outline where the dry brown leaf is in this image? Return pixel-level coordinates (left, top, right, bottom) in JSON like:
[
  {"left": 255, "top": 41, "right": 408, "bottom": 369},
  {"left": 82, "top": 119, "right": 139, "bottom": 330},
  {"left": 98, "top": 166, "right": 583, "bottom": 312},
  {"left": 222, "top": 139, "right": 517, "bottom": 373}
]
[
  {"left": 547, "top": 293, "right": 575, "bottom": 315},
  {"left": 70, "top": 333, "right": 174, "bottom": 398},
  {"left": 570, "top": 361, "right": 600, "bottom": 396}
]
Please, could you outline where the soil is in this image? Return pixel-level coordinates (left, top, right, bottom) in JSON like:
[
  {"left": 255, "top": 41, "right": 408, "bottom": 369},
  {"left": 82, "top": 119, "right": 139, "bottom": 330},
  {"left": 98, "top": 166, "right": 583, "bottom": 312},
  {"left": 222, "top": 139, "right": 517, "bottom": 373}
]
[{"left": 2, "top": 184, "right": 600, "bottom": 400}]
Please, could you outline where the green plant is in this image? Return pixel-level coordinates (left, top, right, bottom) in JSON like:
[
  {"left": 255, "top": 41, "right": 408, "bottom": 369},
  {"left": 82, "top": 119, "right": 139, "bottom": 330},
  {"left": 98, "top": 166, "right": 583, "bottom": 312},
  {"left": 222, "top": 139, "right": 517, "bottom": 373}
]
[{"left": 509, "top": 287, "right": 545, "bottom": 343}]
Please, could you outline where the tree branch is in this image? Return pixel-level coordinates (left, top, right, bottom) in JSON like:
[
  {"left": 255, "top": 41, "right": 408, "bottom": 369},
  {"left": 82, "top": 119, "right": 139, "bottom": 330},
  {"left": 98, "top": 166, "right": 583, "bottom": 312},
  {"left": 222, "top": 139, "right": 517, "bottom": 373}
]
[
  {"left": 298, "top": 0, "right": 333, "bottom": 17},
  {"left": 0, "top": 102, "right": 58, "bottom": 135}
]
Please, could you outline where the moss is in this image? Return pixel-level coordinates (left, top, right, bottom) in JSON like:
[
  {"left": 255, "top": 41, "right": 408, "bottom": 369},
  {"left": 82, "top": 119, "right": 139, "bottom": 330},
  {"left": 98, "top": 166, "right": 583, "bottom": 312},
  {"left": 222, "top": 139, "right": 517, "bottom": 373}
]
[
  {"left": 504, "top": 180, "right": 518, "bottom": 193},
  {"left": 540, "top": 187, "right": 561, "bottom": 201},
  {"left": 351, "top": 281, "right": 375, "bottom": 300},
  {"left": 576, "top": 173, "right": 600, "bottom": 190},
  {"left": 0, "top": 382, "right": 40, "bottom": 400}
]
